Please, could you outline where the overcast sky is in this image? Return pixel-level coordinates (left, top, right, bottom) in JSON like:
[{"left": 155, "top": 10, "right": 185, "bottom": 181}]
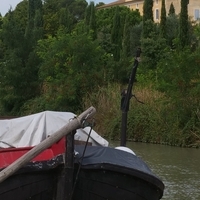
[
  {"left": 0, "top": 0, "right": 114, "bottom": 16},
  {"left": 0, "top": 0, "right": 20, "bottom": 16}
]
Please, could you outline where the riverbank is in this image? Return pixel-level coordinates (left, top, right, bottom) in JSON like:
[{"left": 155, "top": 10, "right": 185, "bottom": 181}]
[{"left": 83, "top": 83, "right": 200, "bottom": 148}]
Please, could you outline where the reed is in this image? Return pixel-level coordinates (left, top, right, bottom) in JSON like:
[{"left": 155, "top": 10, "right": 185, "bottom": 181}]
[{"left": 83, "top": 83, "right": 200, "bottom": 147}]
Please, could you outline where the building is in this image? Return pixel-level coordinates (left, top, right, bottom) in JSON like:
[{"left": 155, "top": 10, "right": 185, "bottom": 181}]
[{"left": 98, "top": 0, "right": 200, "bottom": 22}]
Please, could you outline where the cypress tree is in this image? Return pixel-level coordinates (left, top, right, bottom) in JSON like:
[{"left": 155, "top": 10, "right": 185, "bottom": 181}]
[
  {"left": 34, "top": 0, "right": 43, "bottom": 10},
  {"left": 168, "top": 2, "right": 175, "bottom": 16},
  {"left": 111, "top": 6, "right": 121, "bottom": 61},
  {"left": 0, "top": 9, "right": 34, "bottom": 114},
  {"left": 89, "top": 2, "right": 97, "bottom": 40},
  {"left": 179, "top": 0, "right": 189, "bottom": 48},
  {"left": 160, "top": 0, "right": 166, "bottom": 37},
  {"left": 0, "top": 13, "right": 3, "bottom": 28},
  {"left": 28, "top": 0, "right": 35, "bottom": 19},
  {"left": 26, "top": 0, "right": 43, "bottom": 47},
  {"left": 85, "top": 4, "right": 91, "bottom": 26},
  {"left": 33, "top": 9, "right": 43, "bottom": 41},
  {"left": 122, "top": 14, "right": 131, "bottom": 57},
  {"left": 143, "top": 0, "right": 153, "bottom": 22},
  {"left": 59, "top": 8, "right": 72, "bottom": 32},
  {"left": 143, "top": 0, "right": 153, "bottom": 38}
]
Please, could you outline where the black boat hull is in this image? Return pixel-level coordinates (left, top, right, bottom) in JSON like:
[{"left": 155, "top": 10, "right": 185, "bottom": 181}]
[
  {"left": 0, "top": 155, "right": 64, "bottom": 200},
  {"left": 0, "top": 146, "right": 164, "bottom": 200},
  {"left": 73, "top": 168, "right": 161, "bottom": 200},
  {"left": 0, "top": 171, "right": 57, "bottom": 200},
  {"left": 73, "top": 145, "right": 164, "bottom": 200}
]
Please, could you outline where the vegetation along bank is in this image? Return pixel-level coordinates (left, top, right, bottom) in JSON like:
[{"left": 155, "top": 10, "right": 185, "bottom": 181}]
[{"left": 0, "top": 0, "right": 199, "bottom": 147}]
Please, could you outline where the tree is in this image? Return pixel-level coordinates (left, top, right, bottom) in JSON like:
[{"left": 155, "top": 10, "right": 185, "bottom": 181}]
[
  {"left": 160, "top": 0, "right": 166, "bottom": 38},
  {"left": 168, "top": 2, "right": 175, "bottom": 16},
  {"left": 0, "top": 0, "right": 43, "bottom": 114},
  {"left": 96, "top": 2, "right": 105, "bottom": 7},
  {"left": 130, "top": 23, "right": 143, "bottom": 55},
  {"left": 0, "top": 8, "right": 36, "bottom": 114},
  {"left": 68, "top": 0, "right": 88, "bottom": 23},
  {"left": 143, "top": 0, "right": 153, "bottom": 22},
  {"left": 59, "top": 8, "right": 72, "bottom": 33},
  {"left": 34, "top": 32, "right": 105, "bottom": 112},
  {"left": 166, "top": 14, "right": 179, "bottom": 48},
  {"left": 111, "top": 6, "right": 121, "bottom": 61},
  {"left": 156, "top": 48, "right": 200, "bottom": 138},
  {"left": 143, "top": 0, "right": 153, "bottom": 38},
  {"left": 43, "top": 0, "right": 65, "bottom": 36},
  {"left": 179, "top": 0, "right": 189, "bottom": 48},
  {"left": 122, "top": 14, "right": 131, "bottom": 57},
  {"left": 85, "top": 3, "right": 91, "bottom": 26},
  {"left": 89, "top": 2, "right": 97, "bottom": 40}
]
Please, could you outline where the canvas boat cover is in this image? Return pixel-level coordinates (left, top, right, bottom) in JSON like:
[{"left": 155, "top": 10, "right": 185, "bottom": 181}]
[
  {"left": 74, "top": 145, "right": 164, "bottom": 193},
  {"left": 0, "top": 111, "right": 108, "bottom": 148}
]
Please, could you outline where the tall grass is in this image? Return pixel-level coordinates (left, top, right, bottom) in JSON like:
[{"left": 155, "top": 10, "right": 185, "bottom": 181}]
[
  {"left": 83, "top": 83, "right": 200, "bottom": 147},
  {"left": 83, "top": 83, "right": 122, "bottom": 138}
]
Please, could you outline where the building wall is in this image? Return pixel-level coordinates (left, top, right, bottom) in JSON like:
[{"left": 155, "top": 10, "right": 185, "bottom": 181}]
[
  {"left": 188, "top": 0, "right": 200, "bottom": 20},
  {"left": 152, "top": 0, "right": 200, "bottom": 21},
  {"left": 99, "top": 0, "right": 200, "bottom": 22},
  {"left": 128, "top": 0, "right": 143, "bottom": 14}
]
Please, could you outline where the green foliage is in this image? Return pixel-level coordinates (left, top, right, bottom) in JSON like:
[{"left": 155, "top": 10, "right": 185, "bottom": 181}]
[
  {"left": 143, "top": 0, "right": 153, "bottom": 22},
  {"left": 179, "top": 0, "right": 189, "bottom": 48},
  {"left": 84, "top": 82, "right": 199, "bottom": 146},
  {"left": 130, "top": 23, "right": 142, "bottom": 55},
  {"left": 122, "top": 14, "right": 131, "bottom": 57},
  {"left": 0, "top": 50, "right": 40, "bottom": 114},
  {"left": 141, "top": 23, "right": 166, "bottom": 69},
  {"left": 59, "top": 8, "right": 73, "bottom": 33},
  {"left": 89, "top": 2, "right": 97, "bottom": 40},
  {"left": 85, "top": 4, "right": 91, "bottom": 26},
  {"left": 13, "top": 0, "right": 28, "bottom": 28},
  {"left": 0, "top": 1, "right": 42, "bottom": 115},
  {"left": 96, "top": 6, "right": 141, "bottom": 56},
  {"left": 0, "top": 0, "right": 199, "bottom": 147},
  {"left": 34, "top": 32, "right": 105, "bottom": 112},
  {"left": 43, "top": 0, "right": 87, "bottom": 37},
  {"left": 1, "top": 11, "right": 26, "bottom": 49},
  {"left": 111, "top": 7, "right": 121, "bottom": 61},
  {"left": 43, "top": 0, "right": 61, "bottom": 36},
  {"left": 160, "top": 0, "right": 166, "bottom": 38},
  {"left": 157, "top": 48, "right": 199, "bottom": 95},
  {"left": 142, "top": 19, "right": 154, "bottom": 38},
  {"left": 68, "top": 0, "right": 88, "bottom": 22},
  {"left": 82, "top": 83, "right": 122, "bottom": 139},
  {"left": 156, "top": 48, "right": 200, "bottom": 142},
  {"left": 142, "top": 0, "right": 153, "bottom": 38},
  {"left": 168, "top": 2, "right": 175, "bottom": 16},
  {"left": 165, "top": 14, "right": 179, "bottom": 48},
  {"left": 28, "top": 0, "right": 35, "bottom": 19},
  {"left": 96, "top": 6, "right": 141, "bottom": 31}
]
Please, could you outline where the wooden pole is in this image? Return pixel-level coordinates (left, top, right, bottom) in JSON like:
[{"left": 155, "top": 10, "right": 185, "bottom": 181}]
[{"left": 0, "top": 106, "right": 96, "bottom": 183}]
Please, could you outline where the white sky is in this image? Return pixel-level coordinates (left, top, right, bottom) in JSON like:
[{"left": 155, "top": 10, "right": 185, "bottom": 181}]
[
  {"left": 0, "top": 0, "right": 114, "bottom": 16},
  {"left": 0, "top": 0, "right": 21, "bottom": 16}
]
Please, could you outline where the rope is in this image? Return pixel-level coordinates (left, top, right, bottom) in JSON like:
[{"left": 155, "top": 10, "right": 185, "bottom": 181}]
[{"left": 70, "top": 118, "right": 95, "bottom": 200}]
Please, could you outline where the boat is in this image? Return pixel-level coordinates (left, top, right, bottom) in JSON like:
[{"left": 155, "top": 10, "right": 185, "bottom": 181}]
[
  {"left": 0, "top": 107, "right": 106, "bottom": 200},
  {"left": 73, "top": 145, "right": 164, "bottom": 200},
  {"left": 0, "top": 50, "right": 164, "bottom": 200},
  {"left": 71, "top": 49, "right": 164, "bottom": 200},
  {"left": 0, "top": 107, "right": 164, "bottom": 200}
]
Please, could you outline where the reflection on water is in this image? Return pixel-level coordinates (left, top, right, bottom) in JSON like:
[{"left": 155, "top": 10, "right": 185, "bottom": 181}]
[{"left": 109, "top": 141, "right": 200, "bottom": 200}]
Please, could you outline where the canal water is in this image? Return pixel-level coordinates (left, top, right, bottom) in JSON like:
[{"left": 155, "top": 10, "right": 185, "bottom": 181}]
[{"left": 109, "top": 141, "right": 200, "bottom": 200}]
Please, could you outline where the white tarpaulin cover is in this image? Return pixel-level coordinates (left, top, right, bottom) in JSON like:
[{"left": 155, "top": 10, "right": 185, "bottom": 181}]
[{"left": 0, "top": 111, "right": 109, "bottom": 148}]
